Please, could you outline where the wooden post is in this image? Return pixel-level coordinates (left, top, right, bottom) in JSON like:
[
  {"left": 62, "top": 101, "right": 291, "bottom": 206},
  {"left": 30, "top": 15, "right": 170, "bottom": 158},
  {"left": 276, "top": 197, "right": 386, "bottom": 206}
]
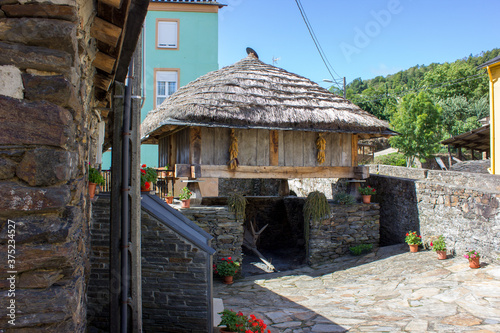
[
  {"left": 351, "top": 134, "right": 358, "bottom": 166},
  {"left": 448, "top": 145, "right": 452, "bottom": 167},
  {"left": 269, "top": 130, "right": 279, "bottom": 166},
  {"left": 189, "top": 127, "right": 202, "bottom": 166},
  {"left": 110, "top": 83, "right": 124, "bottom": 333},
  {"left": 189, "top": 127, "right": 202, "bottom": 205}
]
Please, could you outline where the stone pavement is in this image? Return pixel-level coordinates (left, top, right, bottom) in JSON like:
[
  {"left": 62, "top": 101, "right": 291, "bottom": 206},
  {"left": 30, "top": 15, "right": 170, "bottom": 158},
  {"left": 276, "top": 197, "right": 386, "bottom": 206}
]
[{"left": 214, "top": 244, "right": 500, "bottom": 332}]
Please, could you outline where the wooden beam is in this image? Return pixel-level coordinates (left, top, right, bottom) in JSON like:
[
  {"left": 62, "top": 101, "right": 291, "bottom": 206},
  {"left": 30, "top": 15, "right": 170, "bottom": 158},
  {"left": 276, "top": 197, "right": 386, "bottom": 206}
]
[
  {"left": 351, "top": 134, "right": 358, "bottom": 166},
  {"left": 93, "top": 51, "right": 116, "bottom": 74},
  {"left": 189, "top": 127, "right": 202, "bottom": 166},
  {"left": 95, "top": 73, "right": 113, "bottom": 91},
  {"left": 91, "top": 17, "right": 122, "bottom": 47},
  {"left": 100, "top": 0, "right": 123, "bottom": 8},
  {"left": 174, "top": 164, "right": 368, "bottom": 179},
  {"left": 269, "top": 130, "right": 279, "bottom": 166}
]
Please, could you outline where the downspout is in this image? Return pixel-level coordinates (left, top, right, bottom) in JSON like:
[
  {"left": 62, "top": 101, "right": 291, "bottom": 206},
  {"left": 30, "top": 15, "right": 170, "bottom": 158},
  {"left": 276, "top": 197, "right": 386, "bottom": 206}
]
[
  {"left": 121, "top": 63, "right": 133, "bottom": 333},
  {"left": 487, "top": 66, "right": 496, "bottom": 174}
]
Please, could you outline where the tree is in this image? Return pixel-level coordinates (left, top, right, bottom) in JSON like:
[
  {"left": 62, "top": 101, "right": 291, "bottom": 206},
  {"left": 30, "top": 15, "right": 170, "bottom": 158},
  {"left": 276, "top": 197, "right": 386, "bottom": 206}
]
[
  {"left": 390, "top": 92, "right": 443, "bottom": 166},
  {"left": 438, "top": 95, "right": 489, "bottom": 138}
]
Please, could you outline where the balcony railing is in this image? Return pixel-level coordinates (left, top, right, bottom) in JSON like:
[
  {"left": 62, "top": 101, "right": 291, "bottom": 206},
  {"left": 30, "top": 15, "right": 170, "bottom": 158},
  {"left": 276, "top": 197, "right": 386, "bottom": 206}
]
[{"left": 99, "top": 169, "right": 174, "bottom": 199}]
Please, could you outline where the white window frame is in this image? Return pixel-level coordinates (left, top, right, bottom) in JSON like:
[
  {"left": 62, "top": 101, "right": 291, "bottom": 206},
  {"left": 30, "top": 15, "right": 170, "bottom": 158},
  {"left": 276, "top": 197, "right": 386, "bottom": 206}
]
[
  {"left": 156, "top": 19, "right": 179, "bottom": 50},
  {"left": 154, "top": 69, "right": 179, "bottom": 108}
]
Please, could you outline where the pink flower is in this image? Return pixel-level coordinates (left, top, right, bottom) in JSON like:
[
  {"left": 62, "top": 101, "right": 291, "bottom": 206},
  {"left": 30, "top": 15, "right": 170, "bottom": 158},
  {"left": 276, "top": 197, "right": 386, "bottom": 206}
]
[{"left": 464, "top": 254, "right": 469, "bottom": 259}]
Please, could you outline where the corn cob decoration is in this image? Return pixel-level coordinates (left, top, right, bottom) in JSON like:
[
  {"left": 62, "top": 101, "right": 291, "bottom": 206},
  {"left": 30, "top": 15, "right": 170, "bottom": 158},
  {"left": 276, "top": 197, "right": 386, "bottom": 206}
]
[
  {"left": 316, "top": 133, "right": 326, "bottom": 164},
  {"left": 228, "top": 128, "right": 239, "bottom": 169}
]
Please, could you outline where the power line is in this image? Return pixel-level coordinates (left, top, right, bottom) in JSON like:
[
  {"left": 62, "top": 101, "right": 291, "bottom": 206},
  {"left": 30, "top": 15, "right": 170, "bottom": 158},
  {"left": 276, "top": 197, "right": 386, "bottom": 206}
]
[
  {"left": 354, "top": 74, "right": 488, "bottom": 104},
  {"left": 294, "top": 0, "right": 343, "bottom": 91}
]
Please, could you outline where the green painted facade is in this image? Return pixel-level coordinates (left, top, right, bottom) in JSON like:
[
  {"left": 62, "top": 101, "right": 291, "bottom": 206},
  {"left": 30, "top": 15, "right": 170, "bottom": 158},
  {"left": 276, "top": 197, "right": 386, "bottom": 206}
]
[{"left": 102, "top": 5, "right": 220, "bottom": 169}]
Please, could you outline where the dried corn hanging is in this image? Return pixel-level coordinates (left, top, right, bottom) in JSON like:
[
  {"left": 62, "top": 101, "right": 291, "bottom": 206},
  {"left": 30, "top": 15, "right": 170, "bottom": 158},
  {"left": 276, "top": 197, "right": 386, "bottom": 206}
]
[
  {"left": 316, "top": 133, "right": 326, "bottom": 164},
  {"left": 228, "top": 128, "right": 239, "bottom": 169}
]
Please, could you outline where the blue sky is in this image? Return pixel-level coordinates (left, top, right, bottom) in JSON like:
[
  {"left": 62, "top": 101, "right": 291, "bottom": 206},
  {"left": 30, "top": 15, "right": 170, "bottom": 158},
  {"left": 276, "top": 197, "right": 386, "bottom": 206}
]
[{"left": 218, "top": 0, "right": 499, "bottom": 90}]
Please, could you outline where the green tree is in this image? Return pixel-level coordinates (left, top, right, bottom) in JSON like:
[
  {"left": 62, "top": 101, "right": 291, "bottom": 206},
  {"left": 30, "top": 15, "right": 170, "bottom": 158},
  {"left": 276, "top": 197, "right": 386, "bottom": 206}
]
[
  {"left": 390, "top": 92, "right": 443, "bottom": 166},
  {"left": 421, "top": 61, "right": 488, "bottom": 100},
  {"left": 439, "top": 95, "right": 489, "bottom": 137}
]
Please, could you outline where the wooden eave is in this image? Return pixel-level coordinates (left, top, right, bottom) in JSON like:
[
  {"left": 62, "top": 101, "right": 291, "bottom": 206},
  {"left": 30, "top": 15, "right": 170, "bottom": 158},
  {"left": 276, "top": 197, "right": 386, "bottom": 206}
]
[
  {"left": 91, "top": 0, "right": 148, "bottom": 101},
  {"left": 441, "top": 125, "right": 490, "bottom": 152},
  {"left": 91, "top": 0, "right": 148, "bottom": 149}
]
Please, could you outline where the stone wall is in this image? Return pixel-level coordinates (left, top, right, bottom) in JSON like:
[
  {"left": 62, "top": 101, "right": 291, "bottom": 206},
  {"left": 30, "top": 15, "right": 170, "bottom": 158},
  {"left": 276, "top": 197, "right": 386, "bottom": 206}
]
[
  {"left": 308, "top": 203, "right": 380, "bottom": 265},
  {"left": 87, "top": 195, "right": 111, "bottom": 332},
  {"left": 180, "top": 205, "right": 244, "bottom": 263},
  {"left": 141, "top": 209, "right": 212, "bottom": 333},
  {"left": 288, "top": 178, "right": 337, "bottom": 198},
  {"left": 367, "top": 165, "right": 500, "bottom": 263},
  {"left": 364, "top": 174, "right": 419, "bottom": 246},
  {"left": 0, "top": 1, "right": 95, "bottom": 331}
]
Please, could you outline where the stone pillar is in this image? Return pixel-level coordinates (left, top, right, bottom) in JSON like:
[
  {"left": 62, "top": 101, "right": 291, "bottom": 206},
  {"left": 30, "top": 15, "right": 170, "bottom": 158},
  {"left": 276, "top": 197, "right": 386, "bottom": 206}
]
[{"left": 0, "top": 2, "right": 96, "bottom": 331}]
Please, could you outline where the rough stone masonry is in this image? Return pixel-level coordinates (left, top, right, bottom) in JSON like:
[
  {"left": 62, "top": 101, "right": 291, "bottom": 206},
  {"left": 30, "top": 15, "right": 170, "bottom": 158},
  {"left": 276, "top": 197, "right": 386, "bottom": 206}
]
[{"left": 0, "top": 0, "right": 96, "bottom": 331}]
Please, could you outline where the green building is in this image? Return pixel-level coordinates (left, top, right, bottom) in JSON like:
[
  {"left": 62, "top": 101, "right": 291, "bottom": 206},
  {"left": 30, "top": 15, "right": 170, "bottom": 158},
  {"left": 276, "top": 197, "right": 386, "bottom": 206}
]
[{"left": 102, "top": 0, "right": 223, "bottom": 169}]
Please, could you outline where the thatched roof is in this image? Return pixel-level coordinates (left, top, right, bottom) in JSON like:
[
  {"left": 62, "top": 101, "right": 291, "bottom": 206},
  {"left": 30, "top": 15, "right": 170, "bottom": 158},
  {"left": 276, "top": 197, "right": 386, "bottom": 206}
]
[{"left": 141, "top": 52, "right": 395, "bottom": 143}]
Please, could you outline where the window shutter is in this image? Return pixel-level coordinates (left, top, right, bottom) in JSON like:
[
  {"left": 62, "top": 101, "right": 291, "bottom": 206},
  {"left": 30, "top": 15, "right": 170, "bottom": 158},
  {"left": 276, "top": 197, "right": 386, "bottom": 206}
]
[
  {"left": 156, "top": 71, "right": 177, "bottom": 83},
  {"left": 158, "top": 21, "right": 177, "bottom": 48}
]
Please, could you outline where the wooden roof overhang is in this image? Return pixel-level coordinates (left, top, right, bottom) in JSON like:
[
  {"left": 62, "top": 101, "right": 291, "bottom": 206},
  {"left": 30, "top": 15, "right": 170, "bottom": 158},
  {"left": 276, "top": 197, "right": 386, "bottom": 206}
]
[
  {"left": 91, "top": 0, "right": 149, "bottom": 148},
  {"left": 441, "top": 124, "right": 490, "bottom": 152}
]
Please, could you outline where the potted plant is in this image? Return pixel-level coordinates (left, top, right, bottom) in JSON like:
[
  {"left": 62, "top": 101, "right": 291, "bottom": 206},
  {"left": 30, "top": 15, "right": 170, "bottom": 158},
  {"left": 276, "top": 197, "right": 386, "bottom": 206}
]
[
  {"left": 179, "top": 186, "right": 192, "bottom": 208},
  {"left": 464, "top": 249, "right": 481, "bottom": 269},
  {"left": 430, "top": 235, "right": 447, "bottom": 259},
  {"left": 165, "top": 190, "right": 174, "bottom": 204},
  {"left": 405, "top": 231, "right": 422, "bottom": 252},
  {"left": 217, "top": 310, "right": 270, "bottom": 333},
  {"left": 213, "top": 257, "right": 240, "bottom": 284},
  {"left": 245, "top": 314, "right": 270, "bottom": 333},
  {"left": 333, "top": 192, "right": 355, "bottom": 205},
  {"left": 140, "top": 164, "right": 156, "bottom": 192},
  {"left": 217, "top": 309, "right": 247, "bottom": 333},
  {"left": 89, "top": 166, "right": 105, "bottom": 199},
  {"left": 358, "top": 185, "right": 376, "bottom": 204}
]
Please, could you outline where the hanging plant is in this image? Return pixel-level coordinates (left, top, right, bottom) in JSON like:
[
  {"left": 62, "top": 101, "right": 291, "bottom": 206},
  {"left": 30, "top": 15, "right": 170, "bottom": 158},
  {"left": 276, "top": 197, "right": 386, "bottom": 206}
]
[
  {"left": 303, "top": 191, "right": 331, "bottom": 223},
  {"left": 227, "top": 192, "right": 247, "bottom": 221},
  {"left": 316, "top": 133, "right": 326, "bottom": 164},
  {"left": 228, "top": 128, "right": 239, "bottom": 170}
]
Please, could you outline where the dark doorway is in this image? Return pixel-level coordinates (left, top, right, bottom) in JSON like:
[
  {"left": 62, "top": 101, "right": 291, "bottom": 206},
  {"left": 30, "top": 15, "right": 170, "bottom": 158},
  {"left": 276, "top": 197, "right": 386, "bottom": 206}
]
[{"left": 242, "top": 197, "right": 306, "bottom": 275}]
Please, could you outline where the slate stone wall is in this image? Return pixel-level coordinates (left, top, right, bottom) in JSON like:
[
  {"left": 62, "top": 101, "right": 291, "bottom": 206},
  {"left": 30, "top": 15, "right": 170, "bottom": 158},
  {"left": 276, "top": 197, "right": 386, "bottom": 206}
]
[
  {"left": 368, "top": 165, "right": 500, "bottom": 263},
  {"left": 308, "top": 203, "right": 380, "bottom": 265},
  {"left": 0, "top": 1, "right": 95, "bottom": 331},
  {"left": 87, "top": 195, "right": 111, "bottom": 332},
  {"left": 180, "top": 205, "right": 244, "bottom": 263},
  {"left": 141, "top": 210, "right": 212, "bottom": 333}
]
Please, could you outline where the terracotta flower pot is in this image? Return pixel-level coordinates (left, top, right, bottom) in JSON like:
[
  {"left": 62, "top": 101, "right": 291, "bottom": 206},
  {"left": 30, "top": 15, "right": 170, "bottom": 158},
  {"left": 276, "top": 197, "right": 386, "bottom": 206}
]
[
  {"left": 436, "top": 250, "right": 447, "bottom": 260},
  {"left": 165, "top": 196, "right": 174, "bottom": 204},
  {"left": 141, "top": 181, "right": 152, "bottom": 192},
  {"left": 223, "top": 275, "right": 233, "bottom": 285},
  {"left": 362, "top": 195, "right": 371, "bottom": 204},
  {"left": 219, "top": 328, "right": 237, "bottom": 333},
  {"left": 409, "top": 244, "right": 419, "bottom": 252},
  {"left": 89, "top": 182, "right": 97, "bottom": 199},
  {"left": 180, "top": 199, "right": 191, "bottom": 208},
  {"left": 469, "top": 257, "right": 480, "bottom": 269}
]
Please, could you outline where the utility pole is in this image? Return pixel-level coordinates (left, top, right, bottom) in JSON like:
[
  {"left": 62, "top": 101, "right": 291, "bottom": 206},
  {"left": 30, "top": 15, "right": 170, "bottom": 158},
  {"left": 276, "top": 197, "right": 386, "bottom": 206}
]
[{"left": 343, "top": 77, "right": 346, "bottom": 99}]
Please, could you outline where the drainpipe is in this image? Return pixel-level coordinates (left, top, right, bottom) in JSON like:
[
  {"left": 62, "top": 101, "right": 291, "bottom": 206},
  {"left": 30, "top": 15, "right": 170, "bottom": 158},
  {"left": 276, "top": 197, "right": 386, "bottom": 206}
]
[
  {"left": 121, "top": 63, "right": 133, "bottom": 333},
  {"left": 487, "top": 66, "right": 496, "bottom": 174}
]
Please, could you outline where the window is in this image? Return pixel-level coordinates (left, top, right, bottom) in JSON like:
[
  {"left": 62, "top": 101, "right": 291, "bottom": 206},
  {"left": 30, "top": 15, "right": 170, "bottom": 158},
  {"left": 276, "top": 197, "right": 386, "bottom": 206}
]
[
  {"left": 157, "top": 19, "right": 179, "bottom": 49},
  {"left": 155, "top": 70, "right": 178, "bottom": 107}
]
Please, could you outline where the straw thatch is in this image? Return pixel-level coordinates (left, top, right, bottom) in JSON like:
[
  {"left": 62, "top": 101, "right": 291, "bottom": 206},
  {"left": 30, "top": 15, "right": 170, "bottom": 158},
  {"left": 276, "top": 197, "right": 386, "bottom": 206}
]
[{"left": 141, "top": 52, "right": 395, "bottom": 142}]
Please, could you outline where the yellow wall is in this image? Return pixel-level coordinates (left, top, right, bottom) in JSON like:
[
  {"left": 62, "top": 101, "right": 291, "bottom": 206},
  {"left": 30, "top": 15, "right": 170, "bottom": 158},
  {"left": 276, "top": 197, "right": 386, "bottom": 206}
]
[{"left": 489, "top": 64, "right": 500, "bottom": 174}]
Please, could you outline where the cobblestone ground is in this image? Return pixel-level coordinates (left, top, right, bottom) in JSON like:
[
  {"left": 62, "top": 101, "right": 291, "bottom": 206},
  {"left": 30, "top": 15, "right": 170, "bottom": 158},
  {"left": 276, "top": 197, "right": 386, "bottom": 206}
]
[{"left": 214, "top": 244, "right": 500, "bottom": 332}]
